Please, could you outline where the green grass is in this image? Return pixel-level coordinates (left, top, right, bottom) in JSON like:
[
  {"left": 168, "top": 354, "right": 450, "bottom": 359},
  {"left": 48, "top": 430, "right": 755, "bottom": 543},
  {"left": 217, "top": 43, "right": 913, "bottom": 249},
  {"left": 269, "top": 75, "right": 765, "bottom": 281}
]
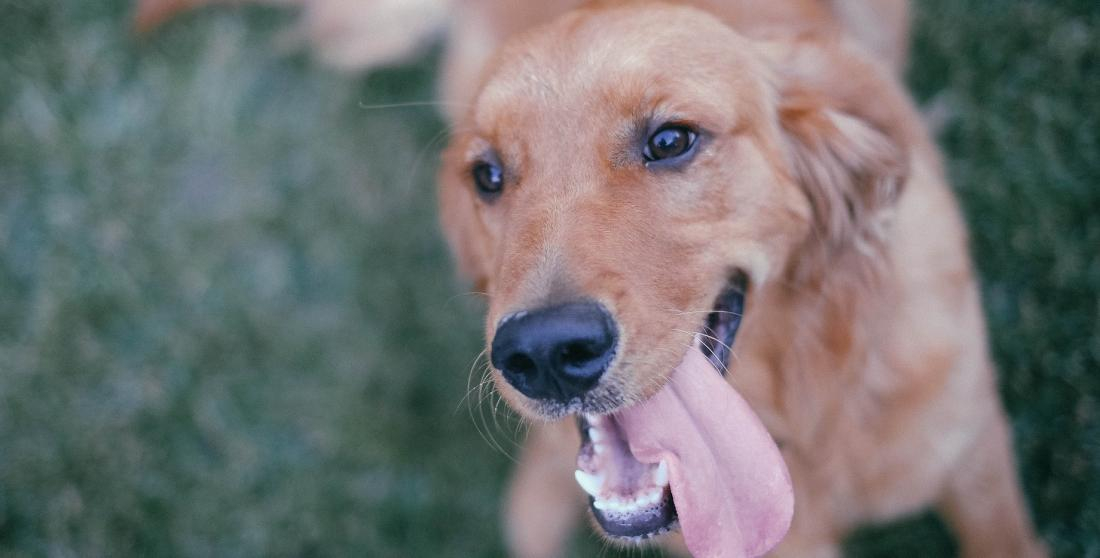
[{"left": 0, "top": 0, "right": 1096, "bottom": 556}]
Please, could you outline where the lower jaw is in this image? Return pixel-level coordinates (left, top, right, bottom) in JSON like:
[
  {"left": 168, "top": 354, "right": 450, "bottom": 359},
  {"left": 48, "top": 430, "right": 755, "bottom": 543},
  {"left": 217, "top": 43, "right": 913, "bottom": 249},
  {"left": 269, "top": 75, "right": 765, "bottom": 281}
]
[
  {"left": 577, "top": 412, "right": 679, "bottom": 541},
  {"left": 590, "top": 495, "right": 679, "bottom": 542}
]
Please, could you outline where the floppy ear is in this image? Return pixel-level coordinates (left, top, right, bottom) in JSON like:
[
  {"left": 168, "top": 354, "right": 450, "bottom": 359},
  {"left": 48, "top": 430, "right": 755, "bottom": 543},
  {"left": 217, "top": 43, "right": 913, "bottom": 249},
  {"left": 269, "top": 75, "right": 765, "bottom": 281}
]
[
  {"left": 437, "top": 145, "right": 492, "bottom": 291},
  {"left": 778, "top": 93, "right": 907, "bottom": 259},
  {"left": 757, "top": 34, "right": 913, "bottom": 272}
]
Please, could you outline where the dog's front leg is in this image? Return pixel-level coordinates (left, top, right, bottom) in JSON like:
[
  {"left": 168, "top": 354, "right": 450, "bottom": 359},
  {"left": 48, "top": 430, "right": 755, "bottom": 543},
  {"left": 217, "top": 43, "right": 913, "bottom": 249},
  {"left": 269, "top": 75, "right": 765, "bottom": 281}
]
[
  {"left": 764, "top": 451, "right": 841, "bottom": 558},
  {"left": 938, "top": 406, "right": 1048, "bottom": 558},
  {"left": 504, "top": 419, "right": 584, "bottom": 558}
]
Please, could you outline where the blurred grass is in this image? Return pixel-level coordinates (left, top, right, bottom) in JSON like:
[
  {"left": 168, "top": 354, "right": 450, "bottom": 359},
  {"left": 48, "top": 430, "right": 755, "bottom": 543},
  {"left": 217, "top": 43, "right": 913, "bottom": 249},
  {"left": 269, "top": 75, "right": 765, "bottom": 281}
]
[{"left": 0, "top": 0, "right": 1096, "bottom": 556}]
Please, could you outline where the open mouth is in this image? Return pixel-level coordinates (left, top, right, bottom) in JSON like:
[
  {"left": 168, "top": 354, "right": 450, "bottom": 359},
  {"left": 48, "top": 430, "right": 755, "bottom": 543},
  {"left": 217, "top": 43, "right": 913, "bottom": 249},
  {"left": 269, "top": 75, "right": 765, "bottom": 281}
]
[
  {"left": 575, "top": 414, "right": 677, "bottom": 541},
  {"left": 573, "top": 278, "right": 746, "bottom": 541}
]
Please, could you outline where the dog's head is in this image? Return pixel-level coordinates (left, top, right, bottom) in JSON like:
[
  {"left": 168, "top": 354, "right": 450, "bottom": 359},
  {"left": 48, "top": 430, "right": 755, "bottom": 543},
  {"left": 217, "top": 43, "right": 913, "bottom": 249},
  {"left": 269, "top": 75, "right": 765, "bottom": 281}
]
[
  {"left": 438, "top": 2, "right": 909, "bottom": 546},
  {"left": 442, "top": 2, "right": 908, "bottom": 416}
]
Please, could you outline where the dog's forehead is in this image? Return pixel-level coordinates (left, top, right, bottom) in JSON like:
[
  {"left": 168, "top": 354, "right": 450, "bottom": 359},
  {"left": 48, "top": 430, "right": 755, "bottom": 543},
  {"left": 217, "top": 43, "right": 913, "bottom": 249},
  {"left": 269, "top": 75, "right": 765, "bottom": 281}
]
[{"left": 473, "top": 4, "right": 759, "bottom": 135}]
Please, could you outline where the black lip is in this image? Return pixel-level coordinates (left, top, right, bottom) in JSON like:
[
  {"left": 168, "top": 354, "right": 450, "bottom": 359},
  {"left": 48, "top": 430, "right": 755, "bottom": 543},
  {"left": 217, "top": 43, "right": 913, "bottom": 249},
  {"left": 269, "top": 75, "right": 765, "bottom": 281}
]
[
  {"left": 700, "top": 276, "right": 746, "bottom": 375},
  {"left": 589, "top": 493, "right": 678, "bottom": 540}
]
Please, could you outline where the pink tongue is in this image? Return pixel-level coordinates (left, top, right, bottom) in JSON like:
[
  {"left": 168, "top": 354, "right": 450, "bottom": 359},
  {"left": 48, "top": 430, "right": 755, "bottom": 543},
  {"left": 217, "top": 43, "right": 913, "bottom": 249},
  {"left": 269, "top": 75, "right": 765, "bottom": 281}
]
[{"left": 615, "top": 347, "right": 793, "bottom": 557}]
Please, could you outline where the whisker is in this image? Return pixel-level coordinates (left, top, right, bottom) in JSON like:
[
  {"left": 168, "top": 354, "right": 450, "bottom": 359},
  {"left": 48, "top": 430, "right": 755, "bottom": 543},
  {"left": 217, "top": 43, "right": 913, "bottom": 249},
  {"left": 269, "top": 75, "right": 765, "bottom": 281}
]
[
  {"left": 463, "top": 357, "right": 517, "bottom": 463},
  {"left": 357, "top": 99, "right": 472, "bottom": 111},
  {"left": 445, "top": 290, "right": 489, "bottom": 303},
  {"left": 477, "top": 365, "right": 509, "bottom": 457},
  {"left": 463, "top": 374, "right": 495, "bottom": 456},
  {"left": 456, "top": 348, "right": 489, "bottom": 413},
  {"left": 468, "top": 372, "right": 502, "bottom": 458},
  {"left": 665, "top": 308, "right": 743, "bottom": 318},
  {"left": 480, "top": 363, "right": 525, "bottom": 462},
  {"left": 399, "top": 124, "right": 453, "bottom": 192},
  {"left": 672, "top": 327, "right": 736, "bottom": 356},
  {"left": 671, "top": 329, "right": 737, "bottom": 375}
]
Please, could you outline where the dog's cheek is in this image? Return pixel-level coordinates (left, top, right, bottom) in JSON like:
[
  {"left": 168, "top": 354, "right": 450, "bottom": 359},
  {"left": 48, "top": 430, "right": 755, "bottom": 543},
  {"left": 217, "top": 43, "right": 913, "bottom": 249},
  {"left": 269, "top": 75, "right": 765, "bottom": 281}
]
[
  {"left": 438, "top": 159, "right": 494, "bottom": 289},
  {"left": 614, "top": 288, "right": 708, "bottom": 402}
]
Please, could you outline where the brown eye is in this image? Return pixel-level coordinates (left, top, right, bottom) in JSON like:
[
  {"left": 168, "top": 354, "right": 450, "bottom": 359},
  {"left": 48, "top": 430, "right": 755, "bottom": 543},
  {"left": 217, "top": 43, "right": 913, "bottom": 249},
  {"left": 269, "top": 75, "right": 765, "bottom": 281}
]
[
  {"left": 472, "top": 161, "right": 504, "bottom": 199},
  {"left": 644, "top": 125, "right": 698, "bottom": 163}
]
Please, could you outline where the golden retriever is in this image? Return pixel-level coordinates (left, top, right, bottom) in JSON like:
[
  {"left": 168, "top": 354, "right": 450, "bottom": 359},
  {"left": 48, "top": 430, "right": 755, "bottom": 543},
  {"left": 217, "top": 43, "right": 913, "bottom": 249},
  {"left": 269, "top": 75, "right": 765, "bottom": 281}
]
[{"left": 136, "top": 1, "right": 1046, "bottom": 556}]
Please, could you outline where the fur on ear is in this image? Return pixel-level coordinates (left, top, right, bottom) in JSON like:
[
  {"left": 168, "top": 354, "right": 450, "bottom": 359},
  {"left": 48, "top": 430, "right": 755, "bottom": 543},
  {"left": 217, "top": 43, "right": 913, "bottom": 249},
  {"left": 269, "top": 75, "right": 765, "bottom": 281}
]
[
  {"left": 779, "top": 95, "right": 908, "bottom": 262},
  {"left": 761, "top": 34, "right": 914, "bottom": 273}
]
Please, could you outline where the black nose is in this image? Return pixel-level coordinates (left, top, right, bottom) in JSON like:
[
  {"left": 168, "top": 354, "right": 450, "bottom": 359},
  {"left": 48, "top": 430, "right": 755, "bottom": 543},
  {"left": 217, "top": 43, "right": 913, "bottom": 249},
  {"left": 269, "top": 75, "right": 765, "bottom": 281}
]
[{"left": 490, "top": 301, "right": 618, "bottom": 402}]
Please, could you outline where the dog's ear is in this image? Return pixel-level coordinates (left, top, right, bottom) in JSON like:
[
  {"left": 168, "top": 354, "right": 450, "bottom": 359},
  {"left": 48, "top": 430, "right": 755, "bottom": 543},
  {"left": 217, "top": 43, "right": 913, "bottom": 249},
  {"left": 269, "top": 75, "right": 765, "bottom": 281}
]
[
  {"left": 438, "top": 145, "right": 492, "bottom": 291},
  {"left": 779, "top": 95, "right": 907, "bottom": 257},
  {"left": 768, "top": 38, "right": 911, "bottom": 268}
]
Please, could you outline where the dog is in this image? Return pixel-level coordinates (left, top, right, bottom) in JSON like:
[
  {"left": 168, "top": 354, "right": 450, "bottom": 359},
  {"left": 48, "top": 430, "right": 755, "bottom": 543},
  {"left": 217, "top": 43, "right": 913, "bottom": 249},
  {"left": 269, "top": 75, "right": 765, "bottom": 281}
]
[{"left": 136, "top": 1, "right": 1046, "bottom": 556}]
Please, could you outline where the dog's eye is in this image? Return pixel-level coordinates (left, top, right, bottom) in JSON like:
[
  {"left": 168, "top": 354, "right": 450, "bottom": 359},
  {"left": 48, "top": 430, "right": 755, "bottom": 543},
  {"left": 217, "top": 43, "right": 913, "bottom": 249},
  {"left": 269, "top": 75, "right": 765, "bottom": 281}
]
[
  {"left": 472, "top": 161, "right": 504, "bottom": 199},
  {"left": 644, "top": 125, "right": 698, "bottom": 163}
]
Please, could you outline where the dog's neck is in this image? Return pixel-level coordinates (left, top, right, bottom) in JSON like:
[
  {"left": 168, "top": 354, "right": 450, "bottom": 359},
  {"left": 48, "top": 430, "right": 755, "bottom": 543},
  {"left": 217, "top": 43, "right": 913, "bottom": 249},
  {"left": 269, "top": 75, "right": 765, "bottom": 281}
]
[{"left": 731, "top": 256, "right": 894, "bottom": 453}]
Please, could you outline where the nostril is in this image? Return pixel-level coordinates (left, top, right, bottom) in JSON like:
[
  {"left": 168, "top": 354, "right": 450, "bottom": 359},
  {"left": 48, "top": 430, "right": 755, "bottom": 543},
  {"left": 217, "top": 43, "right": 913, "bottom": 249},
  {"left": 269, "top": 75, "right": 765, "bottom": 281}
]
[
  {"left": 558, "top": 337, "right": 613, "bottom": 380},
  {"left": 504, "top": 353, "right": 538, "bottom": 377},
  {"left": 559, "top": 341, "right": 600, "bottom": 367}
]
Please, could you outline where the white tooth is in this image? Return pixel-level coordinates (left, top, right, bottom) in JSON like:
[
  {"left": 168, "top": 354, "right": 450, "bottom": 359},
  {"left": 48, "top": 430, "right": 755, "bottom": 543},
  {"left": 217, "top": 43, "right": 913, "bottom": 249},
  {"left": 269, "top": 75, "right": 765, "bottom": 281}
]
[
  {"left": 574, "top": 470, "right": 604, "bottom": 498},
  {"left": 593, "top": 498, "right": 609, "bottom": 510},
  {"left": 593, "top": 443, "right": 605, "bottom": 454},
  {"left": 588, "top": 428, "right": 603, "bottom": 442},
  {"left": 585, "top": 413, "right": 603, "bottom": 425},
  {"left": 648, "top": 490, "right": 663, "bottom": 505},
  {"left": 654, "top": 460, "right": 669, "bottom": 486}
]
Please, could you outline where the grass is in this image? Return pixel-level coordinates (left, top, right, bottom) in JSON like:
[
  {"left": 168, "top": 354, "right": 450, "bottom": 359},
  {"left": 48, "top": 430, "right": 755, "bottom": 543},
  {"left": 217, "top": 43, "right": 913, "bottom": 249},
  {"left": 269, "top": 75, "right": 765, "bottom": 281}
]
[{"left": 0, "top": 0, "right": 1096, "bottom": 556}]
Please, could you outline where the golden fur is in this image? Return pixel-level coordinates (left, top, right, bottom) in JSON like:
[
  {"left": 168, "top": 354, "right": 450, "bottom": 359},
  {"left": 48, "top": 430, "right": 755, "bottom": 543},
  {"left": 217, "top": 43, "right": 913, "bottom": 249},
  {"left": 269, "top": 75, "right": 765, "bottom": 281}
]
[
  {"left": 135, "top": 0, "right": 1045, "bottom": 555},
  {"left": 437, "top": 2, "right": 1045, "bottom": 556}
]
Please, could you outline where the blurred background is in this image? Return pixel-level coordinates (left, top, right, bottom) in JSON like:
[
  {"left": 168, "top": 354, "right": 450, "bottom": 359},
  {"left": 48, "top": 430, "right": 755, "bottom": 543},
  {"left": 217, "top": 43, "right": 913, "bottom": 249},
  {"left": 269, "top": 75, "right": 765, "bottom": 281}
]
[{"left": 0, "top": 0, "right": 1096, "bottom": 556}]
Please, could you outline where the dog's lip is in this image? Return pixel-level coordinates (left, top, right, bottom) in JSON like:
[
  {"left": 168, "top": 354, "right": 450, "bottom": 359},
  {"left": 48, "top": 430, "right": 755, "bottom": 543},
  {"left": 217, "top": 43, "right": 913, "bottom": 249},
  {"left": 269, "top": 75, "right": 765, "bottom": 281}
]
[
  {"left": 588, "top": 494, "right": 678, "bottom": 540},
  {"left": 574, "top": 276, "right": 747, "bottom": 541},
  {"left": 699, "top": 276, "right": 746, "bottom": 376}
]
